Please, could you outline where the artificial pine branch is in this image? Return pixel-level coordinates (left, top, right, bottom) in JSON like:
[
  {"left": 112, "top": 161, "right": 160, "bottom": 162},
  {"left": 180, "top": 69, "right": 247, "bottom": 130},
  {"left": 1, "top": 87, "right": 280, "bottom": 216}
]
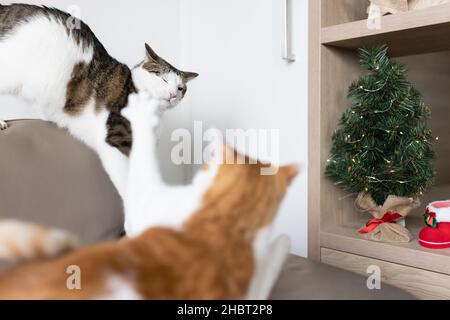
[{"left": 325, "top": 45, "right": 436, "bottom": 206}]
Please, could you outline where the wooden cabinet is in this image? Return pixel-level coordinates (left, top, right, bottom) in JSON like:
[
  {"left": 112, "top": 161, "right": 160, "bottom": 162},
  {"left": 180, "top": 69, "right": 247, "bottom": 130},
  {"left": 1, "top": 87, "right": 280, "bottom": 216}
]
[{"left": 309, "top": 0, "right": 450, "bottom": 299}]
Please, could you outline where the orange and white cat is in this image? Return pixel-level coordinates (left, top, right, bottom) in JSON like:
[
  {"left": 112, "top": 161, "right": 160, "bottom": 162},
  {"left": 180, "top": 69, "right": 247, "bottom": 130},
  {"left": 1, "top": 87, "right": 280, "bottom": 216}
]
[{"left": 0, "top": 93, "right": 298, "bottom": 299}]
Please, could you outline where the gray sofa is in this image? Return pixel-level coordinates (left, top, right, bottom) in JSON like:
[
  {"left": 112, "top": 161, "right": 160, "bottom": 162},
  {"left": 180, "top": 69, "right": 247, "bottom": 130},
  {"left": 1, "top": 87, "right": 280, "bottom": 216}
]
[{"left": 0, "top": 120, "right": 415, "bottom": 300}]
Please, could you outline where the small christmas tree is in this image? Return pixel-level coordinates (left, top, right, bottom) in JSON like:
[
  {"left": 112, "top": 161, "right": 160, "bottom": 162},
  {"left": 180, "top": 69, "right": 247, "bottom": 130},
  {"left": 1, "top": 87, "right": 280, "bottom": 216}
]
[{"left": 325, "top": 45, "right": 435, "bottom": 206}]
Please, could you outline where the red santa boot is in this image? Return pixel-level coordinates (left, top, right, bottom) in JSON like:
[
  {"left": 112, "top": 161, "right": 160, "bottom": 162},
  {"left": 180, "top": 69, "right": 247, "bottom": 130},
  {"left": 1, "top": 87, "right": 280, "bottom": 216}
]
[
  {"left": 419, "top": 201, "right": 450, "bottom": 249},
  {"left": 419, "top": 222, "right": 450, "bottom": 249}
]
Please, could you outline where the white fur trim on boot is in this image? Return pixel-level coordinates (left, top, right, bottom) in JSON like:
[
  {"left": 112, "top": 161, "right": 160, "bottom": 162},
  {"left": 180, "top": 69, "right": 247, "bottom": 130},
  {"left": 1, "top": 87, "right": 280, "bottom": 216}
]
[{"left": 426, "top": 201, "right": 450, "bottom": 223}]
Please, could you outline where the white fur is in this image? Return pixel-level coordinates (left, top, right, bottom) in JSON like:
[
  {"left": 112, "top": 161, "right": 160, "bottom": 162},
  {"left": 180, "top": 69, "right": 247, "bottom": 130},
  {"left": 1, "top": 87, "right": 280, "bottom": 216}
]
[
  {"left": 0, "top": 15, "right": 93, "bottom": 116},
  {"left": 42, "top": 229, "right": 79, "bottom": 257},
  {"left": 247, "top": 234, "right": 290, "bottom": 300},
  {"left": 251, "top": 227, "right": 272, "bottom": 264},
  {"left": 121, "top": 93, "right": 220, "bottom": 236},
  {"left": 132, "top": 67, "right": 184, "bottom": 111},
  {"left": 96, "top": 275, "right": 142, "bottom": 300},
  {"left": 0, "top": 120, "right": 8, "bottom": 130},
  {"left": 0, "top": 221, "right": 36, "bottom": 260},
  {"left": 0, "top": 220, "right": 77, "bottom": 261}
]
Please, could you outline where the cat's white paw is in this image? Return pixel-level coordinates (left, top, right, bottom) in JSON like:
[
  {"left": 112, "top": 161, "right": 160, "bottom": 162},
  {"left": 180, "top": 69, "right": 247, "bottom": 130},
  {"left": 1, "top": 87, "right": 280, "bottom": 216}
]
[
  {"left": 0, "top": 120, "right": 8, "bottom": 130},
  {"left": 122, "top": 92, "right": 160, "bottom": 128}
]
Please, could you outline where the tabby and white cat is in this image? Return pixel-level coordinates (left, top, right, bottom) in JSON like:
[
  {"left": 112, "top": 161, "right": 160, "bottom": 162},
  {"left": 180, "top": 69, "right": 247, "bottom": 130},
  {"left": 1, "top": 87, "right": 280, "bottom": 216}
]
[
  {"left": 0, "top": 3, "right": 198, "bottom": 197},
  {"left": 0, "top": 93, "right": 298, "bottom": 299}
]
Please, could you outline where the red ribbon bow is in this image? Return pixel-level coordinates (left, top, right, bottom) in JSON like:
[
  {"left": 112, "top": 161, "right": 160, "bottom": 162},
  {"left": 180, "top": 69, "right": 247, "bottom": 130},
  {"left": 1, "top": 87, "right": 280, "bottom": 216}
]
[
  {"left": 358, "top": 211, "right": 403, "bottom": 234},
  {"left": 424, "top": 208, "right": 437, "bottom": 228}
]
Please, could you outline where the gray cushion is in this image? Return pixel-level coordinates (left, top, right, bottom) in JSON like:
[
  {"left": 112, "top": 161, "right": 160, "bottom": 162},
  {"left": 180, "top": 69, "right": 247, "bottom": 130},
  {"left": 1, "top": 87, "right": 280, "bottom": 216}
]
[
  {"left": 270, "top": 255, "right": 416, "bottom": 300},
  {"left": 0, "top": 120, "right": 124, "bottom": 245}
]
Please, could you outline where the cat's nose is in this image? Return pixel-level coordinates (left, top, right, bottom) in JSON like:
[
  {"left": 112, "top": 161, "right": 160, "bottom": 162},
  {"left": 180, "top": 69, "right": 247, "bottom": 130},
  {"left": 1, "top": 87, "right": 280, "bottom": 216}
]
[{"left": 169, "top": 92, "right": 177, "bottom": 100}]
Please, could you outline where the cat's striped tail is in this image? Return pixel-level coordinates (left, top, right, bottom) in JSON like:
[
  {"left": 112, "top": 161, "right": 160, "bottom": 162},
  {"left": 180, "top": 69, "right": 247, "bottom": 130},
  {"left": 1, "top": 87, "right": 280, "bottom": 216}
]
[{"left": 0, "top": 220, "right": 79, "bottom": 263}]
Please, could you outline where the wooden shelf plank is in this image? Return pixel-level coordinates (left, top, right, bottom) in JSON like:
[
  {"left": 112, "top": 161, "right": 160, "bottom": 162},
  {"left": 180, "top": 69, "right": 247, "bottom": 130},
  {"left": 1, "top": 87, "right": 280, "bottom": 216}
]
[
  {"left": 321, "top": 4, "right": 450, "bottom": 56},
  {"left": 322, "top": 248, "right": 450, "bottom": 300},
  {"left": 321, "top": 216, "right": 450, "bottom": 275}
]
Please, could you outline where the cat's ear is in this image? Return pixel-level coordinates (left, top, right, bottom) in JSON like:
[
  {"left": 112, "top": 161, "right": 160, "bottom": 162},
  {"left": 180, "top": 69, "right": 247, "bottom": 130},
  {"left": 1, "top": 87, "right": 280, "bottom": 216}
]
[
  {"left": 182, "top": 71, "right": 199, "bottom": 82},
  {"left": 145, "top": 43, "right": 161, "bottom": 62},
  {"left": 280, "top": 164, "right": 300, "bottom": 186}
]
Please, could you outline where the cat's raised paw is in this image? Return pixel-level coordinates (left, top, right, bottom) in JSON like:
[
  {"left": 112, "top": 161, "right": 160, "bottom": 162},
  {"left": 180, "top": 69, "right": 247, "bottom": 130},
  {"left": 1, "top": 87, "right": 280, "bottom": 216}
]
[
  {"left": 122, "top": 93, "right": 160, "bottom": 127},
  {"left": 0, "top": 120, "right": 8, "bottom": 130}
]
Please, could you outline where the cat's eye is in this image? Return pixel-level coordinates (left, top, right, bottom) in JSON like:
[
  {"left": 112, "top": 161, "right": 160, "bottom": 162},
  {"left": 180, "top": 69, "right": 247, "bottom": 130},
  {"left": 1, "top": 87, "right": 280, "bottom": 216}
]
[
  {"left": 162, "top": 78, "right": 168, "bottom": 84},
  {"left": 178, "top": 87, "right": 184, "bottom": 91}
]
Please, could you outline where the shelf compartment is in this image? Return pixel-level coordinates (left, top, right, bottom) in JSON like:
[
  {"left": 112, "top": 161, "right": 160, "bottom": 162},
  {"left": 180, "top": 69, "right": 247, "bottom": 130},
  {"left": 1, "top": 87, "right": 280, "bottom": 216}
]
[
  {"left": 316, "top": 47, "right": 450, "bottom": 274},
  {"left": 321, "top": 4, "right": 450, "bottom": 57},
  {"left": 321, "top": 216, "right": 450, "bottom": 275}
]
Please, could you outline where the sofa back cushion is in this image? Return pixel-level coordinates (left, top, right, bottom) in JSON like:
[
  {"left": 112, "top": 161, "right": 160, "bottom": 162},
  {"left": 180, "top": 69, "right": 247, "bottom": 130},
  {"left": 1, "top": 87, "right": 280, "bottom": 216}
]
[{"left": 0, "top": 120, "right": 124, "bottom": 245}]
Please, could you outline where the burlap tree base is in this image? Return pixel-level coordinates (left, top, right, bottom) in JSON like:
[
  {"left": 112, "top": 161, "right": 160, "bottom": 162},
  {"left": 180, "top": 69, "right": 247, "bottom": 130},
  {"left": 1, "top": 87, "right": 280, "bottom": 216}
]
[{"left": 355, "top": 193, "right": 420, "bottom": 243}]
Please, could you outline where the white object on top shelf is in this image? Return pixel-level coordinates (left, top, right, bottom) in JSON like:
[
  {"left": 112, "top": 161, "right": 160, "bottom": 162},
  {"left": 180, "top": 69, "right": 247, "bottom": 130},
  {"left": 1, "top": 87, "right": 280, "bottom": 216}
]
[
  {"left": 410, "top": 0, "right": 450, "bottom": 10},
  {"left": 369, "top": 0, "right": 450, "bottom": 16}
]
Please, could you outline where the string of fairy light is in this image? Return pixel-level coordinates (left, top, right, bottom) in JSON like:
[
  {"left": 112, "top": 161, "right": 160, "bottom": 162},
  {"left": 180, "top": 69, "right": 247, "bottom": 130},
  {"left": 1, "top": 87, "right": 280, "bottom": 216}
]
[{"left": 325, "top": 45, "right": 436, "bottom": 205}]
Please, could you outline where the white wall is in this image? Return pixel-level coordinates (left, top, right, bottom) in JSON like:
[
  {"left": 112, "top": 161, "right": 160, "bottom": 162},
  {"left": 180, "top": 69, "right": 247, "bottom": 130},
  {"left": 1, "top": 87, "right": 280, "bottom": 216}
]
[{"left": 180, "top": 0, "right": 309, "bottom": 256}]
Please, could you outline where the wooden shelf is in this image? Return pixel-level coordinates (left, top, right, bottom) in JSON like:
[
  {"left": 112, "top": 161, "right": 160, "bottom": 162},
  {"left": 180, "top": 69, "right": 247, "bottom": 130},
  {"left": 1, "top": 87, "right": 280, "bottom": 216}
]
[
  {"left": 309, "top": 0, "right": 450, "bottom": 298},
  {"left": 321, "top": 4, "right": 450, "bottom": 57},
  {"left": 321, "top": 216, "right": 450, "bottom": 275}
]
